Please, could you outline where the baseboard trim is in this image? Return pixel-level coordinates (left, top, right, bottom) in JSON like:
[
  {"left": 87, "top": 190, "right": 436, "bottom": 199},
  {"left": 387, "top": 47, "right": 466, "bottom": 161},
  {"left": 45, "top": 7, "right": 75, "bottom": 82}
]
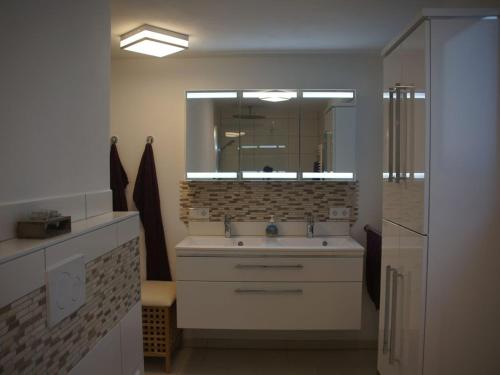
[{"left": 182, "top": 338, "right": 378, "bottom": 350}]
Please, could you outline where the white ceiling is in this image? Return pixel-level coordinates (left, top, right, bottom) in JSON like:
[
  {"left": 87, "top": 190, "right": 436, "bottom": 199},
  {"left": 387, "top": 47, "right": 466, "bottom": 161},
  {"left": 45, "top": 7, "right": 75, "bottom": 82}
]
[{"left": 111, "top": 0, "right": 498, "bottom": 58}]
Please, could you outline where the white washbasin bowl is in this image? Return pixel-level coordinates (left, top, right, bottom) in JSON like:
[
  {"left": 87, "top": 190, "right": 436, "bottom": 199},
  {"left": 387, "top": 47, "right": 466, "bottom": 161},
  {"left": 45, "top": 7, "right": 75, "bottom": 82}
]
[{"left": 176, "top": 235, "right": 364, "bottom": 256}]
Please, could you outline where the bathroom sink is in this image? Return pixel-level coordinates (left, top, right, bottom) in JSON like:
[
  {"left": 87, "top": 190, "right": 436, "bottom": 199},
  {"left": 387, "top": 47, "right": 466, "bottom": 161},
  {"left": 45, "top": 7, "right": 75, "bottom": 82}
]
[
  {"left": 274, "top": 236, "right": 354, "bottom": 248},
  {"left": 177, "top": 236, "right": 236, "bottom": 247},
  {"left": 176, "top": 235, "right": 364, "bottom": 256}
]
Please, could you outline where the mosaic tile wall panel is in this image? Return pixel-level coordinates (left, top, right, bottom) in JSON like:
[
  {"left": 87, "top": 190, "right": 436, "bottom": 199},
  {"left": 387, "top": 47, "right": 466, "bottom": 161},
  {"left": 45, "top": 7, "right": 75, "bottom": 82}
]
[
  {"left": 180, "top": 181, "right": 358, "bottom": 223},
  {"left": 0, "top": 238, "right": 140, "bottom": 375}
]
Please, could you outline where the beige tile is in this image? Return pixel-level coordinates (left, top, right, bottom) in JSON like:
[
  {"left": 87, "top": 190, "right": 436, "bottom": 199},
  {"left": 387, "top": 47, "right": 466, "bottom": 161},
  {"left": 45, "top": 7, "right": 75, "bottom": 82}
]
[
  {"left": 172, "top": 348, "right": 209, "bottom": 375},
  {"left": 300, "top": 136, "right": 321, "bottom": 154},
  {"left": 145, "top": 348, "right": 377, "bottom": 375},
  {"left": 144, "top": 357, "right": 167, "bottom": 374},
  {"left": 284, "top": 350, "right": 320, "bottom": 375},
  {"left": 179, "top": 180, "right": 359, "bottom": 227},
  {"left": 316, "top": 350, "right": 378, "bottom": 375},
  {"left": 300, "top": 117, "right": 319, "bottom": 136},
  {"left": 199, "top": 349, "right": 269, "bottom": 374}
]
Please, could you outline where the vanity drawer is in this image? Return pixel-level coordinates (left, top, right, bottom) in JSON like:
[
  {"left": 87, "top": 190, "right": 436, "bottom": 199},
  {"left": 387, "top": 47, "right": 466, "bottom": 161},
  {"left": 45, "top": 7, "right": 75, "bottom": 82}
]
[
  {"left": 176, "top": 256, "right": 363, "bottom": 282},
  {"left": 177, "top": 281, "right": 362, "bottom": 330}
]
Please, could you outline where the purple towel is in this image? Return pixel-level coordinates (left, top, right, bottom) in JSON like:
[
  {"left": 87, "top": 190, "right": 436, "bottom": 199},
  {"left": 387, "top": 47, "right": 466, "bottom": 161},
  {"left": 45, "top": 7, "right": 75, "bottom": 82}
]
[
  {"left": 110, "top": 143, "right": 129, "bottom": 211},
  {"left": 364, "top": 225, "right": 381, "bottom": 310},
  {"left": 133, "top": 143, "right": 171, "bottom": 281}
]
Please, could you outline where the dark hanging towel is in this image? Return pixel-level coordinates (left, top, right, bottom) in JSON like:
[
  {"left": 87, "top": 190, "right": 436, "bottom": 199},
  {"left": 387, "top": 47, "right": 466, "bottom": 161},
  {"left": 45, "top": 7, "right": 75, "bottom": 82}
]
[
  {"left": 133, "top": 143, "right": 171, "bottom": 281},
  {"left": 110, "top": 143, "right": 129, "bottom": 211},
  {"left": 364, "top": 225, "right": 382, "bottom": 309}
]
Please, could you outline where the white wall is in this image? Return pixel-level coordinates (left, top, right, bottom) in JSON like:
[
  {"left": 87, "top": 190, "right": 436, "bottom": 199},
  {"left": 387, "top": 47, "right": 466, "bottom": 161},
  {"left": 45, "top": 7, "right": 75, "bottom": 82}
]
[
  {"left": 0, "top": 0, "right": 110, "bottom": 204},
  {"left": 111, "top": 54, "right": 383, "bottom": 342}
]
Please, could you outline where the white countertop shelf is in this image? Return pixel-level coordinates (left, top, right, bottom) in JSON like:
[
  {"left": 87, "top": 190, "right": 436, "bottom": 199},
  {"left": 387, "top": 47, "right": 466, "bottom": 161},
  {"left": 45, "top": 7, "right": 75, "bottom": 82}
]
[{"left": 0, "top": 211, "right": 139, "bottom": 265}]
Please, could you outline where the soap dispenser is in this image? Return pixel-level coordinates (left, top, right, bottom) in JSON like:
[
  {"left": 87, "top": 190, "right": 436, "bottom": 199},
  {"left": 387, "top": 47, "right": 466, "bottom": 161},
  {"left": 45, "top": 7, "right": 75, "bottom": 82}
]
[{"left": 265, "top": 215, "right": 279, "bottom": 237}]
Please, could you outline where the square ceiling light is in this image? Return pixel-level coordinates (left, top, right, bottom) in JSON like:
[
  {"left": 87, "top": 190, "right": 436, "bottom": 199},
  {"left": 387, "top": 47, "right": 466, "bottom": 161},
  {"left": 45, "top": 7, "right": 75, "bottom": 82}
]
[
  {"left": 243, "top": 91, "right": 297, "bottom": 102},
  {"left": 120, "top": 25, "right": 189, "bottom": 57}
]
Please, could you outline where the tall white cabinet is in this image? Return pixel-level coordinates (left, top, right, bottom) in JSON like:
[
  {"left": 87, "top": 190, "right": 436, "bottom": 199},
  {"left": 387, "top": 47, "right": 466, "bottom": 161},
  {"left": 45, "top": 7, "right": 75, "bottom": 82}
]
[{"left": 379, "top": 9, "right": 500, "bottom": 375}]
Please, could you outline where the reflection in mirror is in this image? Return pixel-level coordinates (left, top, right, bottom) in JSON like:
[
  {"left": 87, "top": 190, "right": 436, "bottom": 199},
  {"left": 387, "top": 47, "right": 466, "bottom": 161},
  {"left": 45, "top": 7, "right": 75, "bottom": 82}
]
[
  {"left": 300, "top": 91, "right": 356, "bottom": 180},
  {"left": 186, "top": 92, "right": 240, "bottom": 176},
  {"left": 239, "top": 90, "right": 299, "bottom": 177},
  {"left": 215, "top": 101, "right": 242, "bottom": 172}
]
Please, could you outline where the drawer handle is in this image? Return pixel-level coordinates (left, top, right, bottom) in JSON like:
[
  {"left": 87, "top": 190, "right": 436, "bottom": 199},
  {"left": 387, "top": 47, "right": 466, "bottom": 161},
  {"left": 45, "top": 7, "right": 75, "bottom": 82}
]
[
  {"left": 234, "top": 288, "right": 303, "bottom": 295},
  {"left": 235, "top": 264, "right": 304, "bottom": 269}
]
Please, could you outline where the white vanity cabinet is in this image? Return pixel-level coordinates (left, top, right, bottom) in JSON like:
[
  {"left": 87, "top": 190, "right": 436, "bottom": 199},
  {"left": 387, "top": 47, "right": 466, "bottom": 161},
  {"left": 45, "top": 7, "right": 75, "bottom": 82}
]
[{"left": 175, "top": 236, "right": 365, "bottom": 330}]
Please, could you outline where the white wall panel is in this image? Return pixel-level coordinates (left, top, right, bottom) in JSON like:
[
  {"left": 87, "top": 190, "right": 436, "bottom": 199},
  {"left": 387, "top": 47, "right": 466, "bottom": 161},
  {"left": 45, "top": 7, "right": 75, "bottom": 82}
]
[
  {"left": 0, "top": 0, "right": 110, "bottom": 204},
  {"left": 117, "top": 216, "right": 140, "bottom": 245},
  {"left": 0, "top": 250, "right": 45, "bottom": 309},
  {"left": 45, "top": 225, "right": 117, "bottom": 267},
  {"left": 69, "top": 323, "right": 122, "bottom": 375},
  {"left": 120, "top": 302, "right": 144, "bottom": 375},
  {"left": 86, "top": 190, "right": 113, "bottom": 218}
]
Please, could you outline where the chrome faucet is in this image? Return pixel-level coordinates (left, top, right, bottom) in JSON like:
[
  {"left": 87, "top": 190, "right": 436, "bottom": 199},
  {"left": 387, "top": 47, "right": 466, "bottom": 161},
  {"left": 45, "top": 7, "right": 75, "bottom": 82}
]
[
  {"left": 306, "top": 214, "right": 315, "bottom": 238},
  {"left": 224, "top": 215, "right": 232, "bottom": 238}
]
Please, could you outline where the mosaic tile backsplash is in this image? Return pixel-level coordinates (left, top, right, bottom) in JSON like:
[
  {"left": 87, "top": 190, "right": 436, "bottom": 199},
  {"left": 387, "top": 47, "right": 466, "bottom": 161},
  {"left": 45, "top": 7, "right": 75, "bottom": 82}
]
[
  {"left": 0, "top": 238, "right": 140, "bottom": 375},
  {"left": 180, "top": 181, "right": 358, "bottom": 223}
]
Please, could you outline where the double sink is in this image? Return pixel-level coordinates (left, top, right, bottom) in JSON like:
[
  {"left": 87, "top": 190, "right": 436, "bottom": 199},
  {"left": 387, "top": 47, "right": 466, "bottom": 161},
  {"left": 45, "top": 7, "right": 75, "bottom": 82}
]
[{"left": 176, "top": 235, "right": 364, "bottom": 255}]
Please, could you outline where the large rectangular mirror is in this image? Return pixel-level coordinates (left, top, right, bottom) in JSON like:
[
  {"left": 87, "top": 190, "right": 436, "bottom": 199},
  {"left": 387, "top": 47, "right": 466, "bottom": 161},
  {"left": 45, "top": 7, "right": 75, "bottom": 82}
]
[
  {"left": 186, "top": 90, "right": 356, "bottom": 180},
  {"left": 186, "top": 92, "right": 240, "bottom": 178},
  {"left": 239, "top": 90, "right": 299, "bottom": 179},
  {"left": 300, "top": 94, "right": 356, "bottom": 177}
]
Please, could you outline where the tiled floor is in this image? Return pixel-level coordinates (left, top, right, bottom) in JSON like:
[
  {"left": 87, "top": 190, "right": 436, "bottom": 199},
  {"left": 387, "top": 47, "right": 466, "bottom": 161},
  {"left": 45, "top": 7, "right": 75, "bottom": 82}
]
[{"left": 145, "top": 348, "right": 377, "bottom": 375}]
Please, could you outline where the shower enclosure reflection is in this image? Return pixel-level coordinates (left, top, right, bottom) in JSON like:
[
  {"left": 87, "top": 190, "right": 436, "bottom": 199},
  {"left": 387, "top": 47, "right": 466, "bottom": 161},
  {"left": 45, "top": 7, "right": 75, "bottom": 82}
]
[{"left": 238, "top": 92, "right": 300, "bottom": 174}]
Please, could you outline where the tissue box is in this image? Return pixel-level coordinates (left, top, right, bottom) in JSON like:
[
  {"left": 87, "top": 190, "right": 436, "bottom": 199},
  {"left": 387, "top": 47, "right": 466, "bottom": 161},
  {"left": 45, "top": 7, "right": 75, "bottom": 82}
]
[{"left": 17, "top": 216, "right": 71, "bottom": 239}]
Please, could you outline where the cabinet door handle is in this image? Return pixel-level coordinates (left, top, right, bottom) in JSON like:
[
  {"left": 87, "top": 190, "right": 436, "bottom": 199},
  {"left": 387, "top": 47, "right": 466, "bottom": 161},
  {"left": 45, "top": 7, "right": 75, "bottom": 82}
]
[
  {"left": 401, "top": 88, "right": 408, "bottom": 180},
  {"left": 395, "top": 85, "right": 401, "bottom": 183},
  {"left": 388, "top": 89, "right": 395, "bottom": 182},
  {"left": 395, "top": 84, "right": 416, "bottom": 181},
  {"left": 389, "top": 271, "right": 404, "bottom": 364},
  {"left": 382, "top": 265, "right": 393, "bottom": 354},
  {"left": 235, "top": 264, "right": 304, "bottom": 269},
  {"left": 234, "top": 289, "right": 303, "bottom": 295},
  {"left": 408, "top": 88, "right": 415, "bottom": 179}
]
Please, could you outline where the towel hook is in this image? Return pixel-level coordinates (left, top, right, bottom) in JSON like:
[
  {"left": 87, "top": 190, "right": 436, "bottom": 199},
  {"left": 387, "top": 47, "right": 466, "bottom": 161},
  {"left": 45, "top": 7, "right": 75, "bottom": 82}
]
[
  {"left": 110, "top": 136, "right": 118, "bottom": 144},
  {"left": 146, "top": 136, "right": 154, "bottom": 144}
]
